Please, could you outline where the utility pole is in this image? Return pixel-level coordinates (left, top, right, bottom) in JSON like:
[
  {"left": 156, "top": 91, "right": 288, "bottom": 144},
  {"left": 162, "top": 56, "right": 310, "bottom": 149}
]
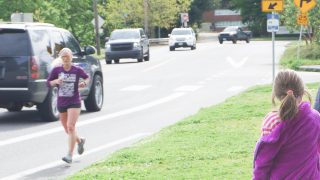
[
  {"left": 93, "top": 0, "right": 101, "bottom": 55},
  {"left": 144, "top": 0, "right": 148, "bottom": 35}
]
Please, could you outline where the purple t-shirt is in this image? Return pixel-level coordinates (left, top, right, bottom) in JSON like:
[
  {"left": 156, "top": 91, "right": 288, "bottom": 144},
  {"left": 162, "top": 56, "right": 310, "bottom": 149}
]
[{"left": 47, "top": 65, "right": 89, "bottom": 107}]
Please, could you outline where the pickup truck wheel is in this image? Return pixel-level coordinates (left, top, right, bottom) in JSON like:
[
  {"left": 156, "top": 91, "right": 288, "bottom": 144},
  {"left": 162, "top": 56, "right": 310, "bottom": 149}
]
[
  {"left": 37, "top": 87, "right": 59, "bottom": 122},
  {"left": 114, "top": 59, "right": 120, "bottom": 64},
  {"left": 106, "top": 58, "right": 112, "bottom": 64},
  {"left": 84, "top": 75, "right": 104, "bottom": 112},
  {"left": 7, "top": 103, "right": 23, "bottom": 112},
  {"left": 232, "top": 39, "right": 237, "bottom": 44},
  {"left": 169, "top": 47, "right": 175, "bottom": 51},
  {"left": 144, "top": 50, "right": 150, "bottom": 61},
  {"left": 137, "top": 48, "right": 143, "bottom": 62}
]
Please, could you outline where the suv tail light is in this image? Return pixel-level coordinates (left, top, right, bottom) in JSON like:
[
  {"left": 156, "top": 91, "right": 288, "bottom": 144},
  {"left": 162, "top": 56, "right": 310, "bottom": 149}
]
[{"left": 30, "top": 56, "right": 40, "bottom": 79}]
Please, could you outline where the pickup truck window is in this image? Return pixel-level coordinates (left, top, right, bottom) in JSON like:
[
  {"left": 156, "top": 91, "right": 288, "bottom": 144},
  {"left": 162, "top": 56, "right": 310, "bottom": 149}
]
[{"left": 110, "top": 31, "right": 140, "bottom": 40}]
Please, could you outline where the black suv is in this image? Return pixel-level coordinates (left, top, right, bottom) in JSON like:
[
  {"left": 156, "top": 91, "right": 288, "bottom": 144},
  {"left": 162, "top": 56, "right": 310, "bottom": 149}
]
[
  {"left": 105, "top": 28, "right": 150, "bottom": 64},
  {"left": 0, "top": 23, "right": 104, "bottom": 122}
]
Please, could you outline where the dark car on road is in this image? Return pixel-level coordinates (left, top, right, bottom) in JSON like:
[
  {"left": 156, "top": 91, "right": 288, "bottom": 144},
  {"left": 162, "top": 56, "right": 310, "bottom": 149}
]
[
  {"left": 0, "top": 23, "right": 104, "bottom": 122},
  {"left": 105, "top": 28, "right": 150, "bottom": 64},
  {"left": 218, "top": 26, "right": 251, "bottom": 44}
]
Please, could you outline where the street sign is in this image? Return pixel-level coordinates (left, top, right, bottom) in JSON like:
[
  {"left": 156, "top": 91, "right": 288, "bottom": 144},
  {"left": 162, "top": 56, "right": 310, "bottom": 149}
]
[
  {"left": 294, "top": 0, "right": 317, "bottom": 12},
  {"left": 180, "top": 13, "right": 189, "bottom": 23},
  {"left": 91, "top": 15, "right": 104, "bottom": 28},
  {"left": 297, "top": 12, "right": 308, "bottom": 25},
  {"left": 262, "top": 0, "right": 284, "bottom": 12},
  {"left": 267, "top": 14, "right": 279, "bottom": 32}
]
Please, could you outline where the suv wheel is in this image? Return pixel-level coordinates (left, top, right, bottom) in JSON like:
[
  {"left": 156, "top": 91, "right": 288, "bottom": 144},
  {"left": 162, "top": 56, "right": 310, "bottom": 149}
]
[
  {"left": 37, "top": 87, "right": 59, "bottom": 122},
  {"left": 114, "top": 59, "right": 120, "bottom": 64},
  {"left": 144, "top": 50, "right": 150, "bottom": 61},
  {"left": 7, "top": 103, "right": 23, "bottom": 112},
  {"left": 246, "top": 38, "right": 250, "bottom": 43},
  {"left": 219, "top": 40, "right": 223, "bottom": 44},
  {"left": 84, "top": 75, "right": 103, "bottom": 111},
  {"left": 170, "top": 47, "right": 175, "bottom": 51}
]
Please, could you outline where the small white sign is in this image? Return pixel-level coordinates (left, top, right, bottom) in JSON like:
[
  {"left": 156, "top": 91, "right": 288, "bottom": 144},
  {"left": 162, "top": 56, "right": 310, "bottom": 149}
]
[
  {"left": 91, "top": 15, "right": 104, "bottom": 28},
  {"left": 267, "top": 14, "right": 279, "bottom": 32}
]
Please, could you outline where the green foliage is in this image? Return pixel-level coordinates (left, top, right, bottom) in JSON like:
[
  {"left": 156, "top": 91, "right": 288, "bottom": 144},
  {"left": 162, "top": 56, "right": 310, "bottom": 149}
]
[
  {"left": 101, "top": 0, "right": 193, "bottom": 36},
  {"left": 0, "top": 0, "right": 95, "bottom": 46},
  {"left": 280, "top": 43, "right": 320, "bottom": 69}
]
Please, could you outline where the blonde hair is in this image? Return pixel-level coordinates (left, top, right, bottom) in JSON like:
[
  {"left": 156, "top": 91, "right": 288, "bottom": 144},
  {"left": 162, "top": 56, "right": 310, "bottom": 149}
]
[
  {"left": 272, "top": 70, "right": 311, "bottom": 121},
  {"left": 58, "top": 48, "right": 73, "bottom": 58}
]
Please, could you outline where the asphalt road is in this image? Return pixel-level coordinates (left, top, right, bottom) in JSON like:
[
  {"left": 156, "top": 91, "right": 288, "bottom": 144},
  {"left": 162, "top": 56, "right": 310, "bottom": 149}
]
[{"left": 1, "top": 40, "right": 320, "bottom": 179}]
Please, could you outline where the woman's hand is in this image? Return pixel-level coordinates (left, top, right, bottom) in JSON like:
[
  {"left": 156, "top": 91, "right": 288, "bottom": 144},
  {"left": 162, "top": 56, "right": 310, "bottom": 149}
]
[
  {"left": 51, "top": 79, "right": 63, "bottom": 86},
  {"left": 79, "top": 81, "right": 87, "bottom": 88}
]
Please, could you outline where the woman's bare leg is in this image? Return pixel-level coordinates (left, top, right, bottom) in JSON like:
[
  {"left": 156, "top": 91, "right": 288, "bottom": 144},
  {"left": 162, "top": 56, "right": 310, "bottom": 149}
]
[{"left": 66, "top": 108, "right": 81, "bottom": 155}]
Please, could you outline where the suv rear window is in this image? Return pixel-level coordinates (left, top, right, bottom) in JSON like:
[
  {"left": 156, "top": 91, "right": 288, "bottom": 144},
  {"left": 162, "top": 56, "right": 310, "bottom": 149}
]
[
  {"left": 0, "top": 29, "right": 30, "bottom": 56},
  {"left": 172, "top": 29, "right": 192, "bottom": 35}
]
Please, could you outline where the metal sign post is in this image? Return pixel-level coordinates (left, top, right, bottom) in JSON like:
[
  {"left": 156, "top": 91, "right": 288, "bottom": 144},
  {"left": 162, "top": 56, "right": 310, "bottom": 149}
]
[
  {"left": 272, "top": 13, "right": 276, "bottom": 82},
  {"left": 267, "top": 13, "right": 279, "bottom": 82},
  {"left": 263, "top": 1, "right": 282, "bottom": 83}
]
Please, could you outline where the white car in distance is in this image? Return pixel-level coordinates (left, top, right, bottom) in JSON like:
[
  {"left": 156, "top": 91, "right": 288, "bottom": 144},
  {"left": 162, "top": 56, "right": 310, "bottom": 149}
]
[{"left": 168, "top": 28, "right": 196, "bottom": 51}]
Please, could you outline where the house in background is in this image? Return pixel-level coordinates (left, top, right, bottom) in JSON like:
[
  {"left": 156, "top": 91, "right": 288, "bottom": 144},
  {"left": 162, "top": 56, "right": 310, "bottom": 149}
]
[{"left": 201, "top": 9, "right": 245, "bottom": 32}]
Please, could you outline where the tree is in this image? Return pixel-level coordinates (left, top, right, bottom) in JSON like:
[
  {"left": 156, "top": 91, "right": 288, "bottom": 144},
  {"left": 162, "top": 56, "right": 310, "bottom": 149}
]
[
  {"left": 229, "top": 0, "right": 267, "bottom": 36},
  {"left": 101, "top": 0, "right": 193, "bottom": 37},
  {"left": 188, "top": 0, "right": 220, "bottom": 27}
]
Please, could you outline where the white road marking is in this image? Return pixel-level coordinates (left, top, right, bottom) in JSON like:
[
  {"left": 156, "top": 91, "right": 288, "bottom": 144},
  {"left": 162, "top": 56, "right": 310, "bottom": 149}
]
[
  {"left": 197, "top": 81, "right": 206, "bottom": 84},
  {"left": 227, "top": 86, "right": 244, "bottom": 92},
  {"left": 142, "top": 60, "right": 171, "bottom": 72},
  {"left": 1, "top": 133, "right": 150, "bottom": 180},
  {"left": 120, "top": 85, "right": 152, "bottom": 91},
  {"left": 226, "top": 56, "right": 248, "bottom": 69},
  {"left": 0, "top": 92, "right": 186, "bottom": 147},
  {"left": 174, "top": 85, "right": 202, "bottom": 92}
]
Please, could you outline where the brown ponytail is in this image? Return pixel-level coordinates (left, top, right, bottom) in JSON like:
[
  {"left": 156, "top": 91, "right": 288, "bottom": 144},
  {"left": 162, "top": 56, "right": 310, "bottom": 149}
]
[
  {"left": 272, "top": 70, "right": 310, "bottom": 121},
  {"left": 279, "top": 93, "right": 298, "bottom": 120}
]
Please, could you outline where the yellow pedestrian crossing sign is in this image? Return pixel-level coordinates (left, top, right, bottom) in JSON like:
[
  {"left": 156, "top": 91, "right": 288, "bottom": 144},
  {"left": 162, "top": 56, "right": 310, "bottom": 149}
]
[
  {"left": 294, "top": 0, "right": 317, "bottom": 12},
  {"left": 262, "top": 0, "right": 284, "bottom": 12},
  {"left": 297, "top": 12, "right": 308, "bottom": 25}
]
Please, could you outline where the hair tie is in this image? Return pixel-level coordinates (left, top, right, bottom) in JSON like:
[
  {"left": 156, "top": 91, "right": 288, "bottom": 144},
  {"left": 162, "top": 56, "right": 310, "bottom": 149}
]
[{"left": 287, "top": 89, "right": 293, "bottom": 95}]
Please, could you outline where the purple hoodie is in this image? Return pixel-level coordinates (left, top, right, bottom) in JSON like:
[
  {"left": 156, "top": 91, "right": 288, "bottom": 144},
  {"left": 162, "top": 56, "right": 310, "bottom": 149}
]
[{"left": 253, "top": 102, "right": 320, "bottom": 179}]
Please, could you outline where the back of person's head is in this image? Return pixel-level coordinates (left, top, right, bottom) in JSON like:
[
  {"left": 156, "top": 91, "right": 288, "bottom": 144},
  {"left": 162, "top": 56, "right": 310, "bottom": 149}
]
[{"left": 272, "top": 70, "right": 311, "bottom": 121}]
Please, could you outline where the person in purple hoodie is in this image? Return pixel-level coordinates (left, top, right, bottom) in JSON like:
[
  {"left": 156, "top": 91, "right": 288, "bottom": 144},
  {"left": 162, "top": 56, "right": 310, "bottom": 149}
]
[
  {"left": 253, "top": 70, "right": 320, "bottom": 179},
  {"left": 47, "top": 48, "right": 89, "bottom": 163}
]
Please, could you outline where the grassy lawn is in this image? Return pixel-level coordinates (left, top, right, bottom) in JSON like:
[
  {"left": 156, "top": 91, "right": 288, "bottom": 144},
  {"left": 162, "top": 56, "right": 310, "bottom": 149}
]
[
  {"left": 280, "top": 42, "right": 320, "bottom": 69},
  {"left": 68, "top": 83, "right": 319, "bottom": 179}
]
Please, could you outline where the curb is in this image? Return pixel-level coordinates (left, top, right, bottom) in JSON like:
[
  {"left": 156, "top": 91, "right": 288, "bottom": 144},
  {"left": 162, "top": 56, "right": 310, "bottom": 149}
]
[{"left": 299, "top": 65, "right": 320, "bottom": 72}]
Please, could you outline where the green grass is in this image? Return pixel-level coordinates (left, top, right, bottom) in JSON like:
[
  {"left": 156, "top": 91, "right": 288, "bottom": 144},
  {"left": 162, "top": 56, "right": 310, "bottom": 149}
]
[
  {"left": 68, "top": 83, "right": 319, "bottom": 179},
  {"left": 280, "top": 43, "right": 320, "bottom": 69}
]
